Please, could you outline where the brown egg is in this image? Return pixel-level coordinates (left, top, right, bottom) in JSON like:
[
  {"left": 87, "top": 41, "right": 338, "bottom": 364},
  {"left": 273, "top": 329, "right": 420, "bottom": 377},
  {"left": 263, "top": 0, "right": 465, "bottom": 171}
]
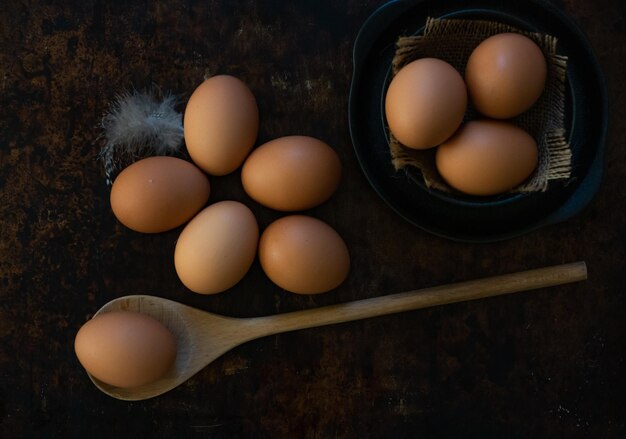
[
  {"left": 110, "top": 156, "right": 210, "bottom": 233},
  {"left": 184, "top": 75, "right": 259, "bottom": 176},
  {"left": 259, "top": 215, "right": 350, "bottom": 294},
  {"left": 174, "top": 201, "right": 259, "bottom": 294},
  {"left": 74, "top": 311, "right": 176, "bottom": 388},
  {"left": 465, "top": 33, "right": 547, "bottom": 118},
  {"left": 385, "top": 58, "right": 467, "bottom": 150},
  {"left": 436, "top": 120, "right": 538, "bottom": 196},
  {"left": 241, "top": 136, "right": 342, "bottom": 211}
]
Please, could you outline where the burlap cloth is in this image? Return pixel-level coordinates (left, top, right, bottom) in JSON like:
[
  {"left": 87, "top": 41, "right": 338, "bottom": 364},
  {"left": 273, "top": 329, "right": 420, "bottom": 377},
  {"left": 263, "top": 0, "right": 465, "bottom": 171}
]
[{"left": 388, "top": 17, "right": 571, "bottom": 193}]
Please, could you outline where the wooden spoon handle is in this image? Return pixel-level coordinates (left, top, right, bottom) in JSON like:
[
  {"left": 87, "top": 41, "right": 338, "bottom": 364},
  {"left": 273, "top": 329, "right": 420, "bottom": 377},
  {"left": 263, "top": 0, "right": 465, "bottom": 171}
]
[{"left": 249, "top": 262, "right": 587, "bottom": 337}]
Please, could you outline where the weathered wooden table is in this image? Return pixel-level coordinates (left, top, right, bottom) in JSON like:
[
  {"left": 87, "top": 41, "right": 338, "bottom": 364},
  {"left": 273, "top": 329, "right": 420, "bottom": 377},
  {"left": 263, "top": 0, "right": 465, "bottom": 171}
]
[{"left": 1, "top": 0, "right": 624, "bottom": 436}]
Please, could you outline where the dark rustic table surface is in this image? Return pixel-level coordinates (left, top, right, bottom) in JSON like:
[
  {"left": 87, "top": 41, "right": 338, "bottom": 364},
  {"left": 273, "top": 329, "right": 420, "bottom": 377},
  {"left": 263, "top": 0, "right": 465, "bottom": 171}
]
[{"left": 1, "top": 0, "right": 624, "bottom": 437}]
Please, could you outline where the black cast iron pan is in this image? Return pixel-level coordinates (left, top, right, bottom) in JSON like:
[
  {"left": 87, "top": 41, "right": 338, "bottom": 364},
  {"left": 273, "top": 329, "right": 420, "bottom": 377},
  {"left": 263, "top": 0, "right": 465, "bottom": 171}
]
[{"left": 348, "top": 0, "right": 607, "bottom": 242}]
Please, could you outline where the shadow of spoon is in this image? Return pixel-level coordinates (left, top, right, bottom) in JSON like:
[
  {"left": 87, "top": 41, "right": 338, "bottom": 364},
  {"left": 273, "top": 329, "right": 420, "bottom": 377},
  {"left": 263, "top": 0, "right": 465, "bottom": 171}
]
[{"left": 88, "top": 261, "right": 587, "bottom": 400}]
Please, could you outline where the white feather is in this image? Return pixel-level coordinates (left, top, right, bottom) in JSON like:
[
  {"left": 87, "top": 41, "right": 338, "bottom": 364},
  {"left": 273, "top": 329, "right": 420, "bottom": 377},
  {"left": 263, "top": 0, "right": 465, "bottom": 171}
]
[{"left": 99, "top": 88, "right": 184, "bottom": 185}]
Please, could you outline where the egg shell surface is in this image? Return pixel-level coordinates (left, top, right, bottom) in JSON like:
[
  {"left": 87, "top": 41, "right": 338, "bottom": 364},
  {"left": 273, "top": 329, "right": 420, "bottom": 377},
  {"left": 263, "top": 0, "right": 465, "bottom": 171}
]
[
  {"left": 436, "top": 120, "right": 539, "bottom": 196},
  {"left": 74, "top": 311, "right": 177, "bottom": 388},
  {"left": 259, "top": 215, "right": 350, "bottom": 294},
  {"left": 110, "top": 156, "right": 210, "bottom": 233},
  {"left": 241, "top": 136, "right": 342, "bottom": 211},
  {"left": 174, "top": 201, "right": 259, "bottom": 295},
  {"left": 465, "top": 33, "right": 547, "bottom": 119},
  {"left": 184, "top": 75, "right": 259, "bottom": 176},
  {"left": 385, "top": 58, "right": 467, "bottom": 150}
]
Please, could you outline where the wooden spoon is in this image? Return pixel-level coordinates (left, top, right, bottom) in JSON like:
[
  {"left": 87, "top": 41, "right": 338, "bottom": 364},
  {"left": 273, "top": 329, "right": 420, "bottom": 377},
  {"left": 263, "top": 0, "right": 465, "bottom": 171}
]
[{"left": 88, "top": 261, "right": 587, "bottom": 400}]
